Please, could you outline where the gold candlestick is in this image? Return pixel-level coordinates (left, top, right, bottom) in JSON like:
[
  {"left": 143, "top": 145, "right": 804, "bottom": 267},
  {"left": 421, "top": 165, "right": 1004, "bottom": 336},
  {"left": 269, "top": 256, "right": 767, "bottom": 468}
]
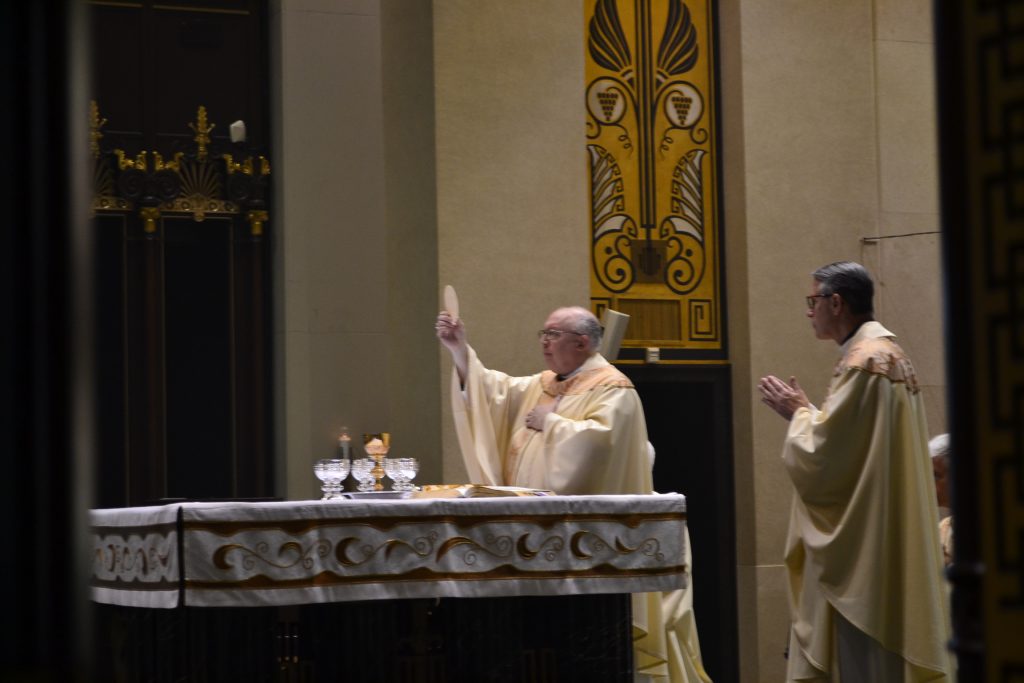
[{"left": 363, "top": 432, "right": 390, "bottom": 491}]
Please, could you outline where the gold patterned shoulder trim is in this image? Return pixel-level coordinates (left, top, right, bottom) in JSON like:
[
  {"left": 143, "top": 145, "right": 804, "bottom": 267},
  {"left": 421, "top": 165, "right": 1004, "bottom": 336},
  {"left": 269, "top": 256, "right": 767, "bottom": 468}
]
[
  {"left": 542, "top": 364, "right": 635, "bottom": 395},
  {"left": 838, "top": 337, "right": 920, "bottom": 392}
]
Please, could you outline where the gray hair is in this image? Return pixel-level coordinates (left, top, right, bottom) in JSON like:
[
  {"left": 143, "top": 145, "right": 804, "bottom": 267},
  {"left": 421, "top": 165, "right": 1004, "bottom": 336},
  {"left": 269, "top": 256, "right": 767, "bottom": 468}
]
[
  {"left": 563, "top": 306, "right": 603, "bottom": 352},
  {"left": 813, "top": 261, "right": 875, "bottom": 316},
  {"left": 929, "top": 433, "right": 950, "bottom": 463}
]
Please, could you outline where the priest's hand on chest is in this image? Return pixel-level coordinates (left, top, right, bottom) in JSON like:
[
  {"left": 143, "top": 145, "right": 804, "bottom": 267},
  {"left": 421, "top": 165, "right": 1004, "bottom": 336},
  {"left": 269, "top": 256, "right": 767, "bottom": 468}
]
[{"left": 525, "top": 402, "right": 558, "bottom": 431}]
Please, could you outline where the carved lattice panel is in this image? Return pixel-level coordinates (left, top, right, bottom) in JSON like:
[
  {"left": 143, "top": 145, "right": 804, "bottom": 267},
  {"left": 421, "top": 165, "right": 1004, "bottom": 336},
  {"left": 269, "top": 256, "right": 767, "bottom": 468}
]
[{"left": 938, "top": 0, "right": 1024, "bottom": 679}]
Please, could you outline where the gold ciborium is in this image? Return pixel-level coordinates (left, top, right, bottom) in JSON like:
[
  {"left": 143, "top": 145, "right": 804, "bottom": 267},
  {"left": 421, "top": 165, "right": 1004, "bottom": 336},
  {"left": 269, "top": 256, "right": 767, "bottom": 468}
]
[{"left": 363, "top": 432, "right": 391, "bottom": 491}]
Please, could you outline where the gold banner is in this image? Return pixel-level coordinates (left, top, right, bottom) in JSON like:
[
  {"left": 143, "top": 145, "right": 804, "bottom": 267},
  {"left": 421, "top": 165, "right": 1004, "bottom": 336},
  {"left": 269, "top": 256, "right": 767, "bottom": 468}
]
[{"left": 585, "top": 0, "right": 721, "bottom": 352}]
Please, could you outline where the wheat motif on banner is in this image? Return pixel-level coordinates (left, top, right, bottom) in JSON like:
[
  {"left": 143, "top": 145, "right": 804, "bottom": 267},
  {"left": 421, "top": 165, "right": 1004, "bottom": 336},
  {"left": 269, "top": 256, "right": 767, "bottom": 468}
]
[{"left": 586, "top": 0, "right": 721, "bottom": 356}]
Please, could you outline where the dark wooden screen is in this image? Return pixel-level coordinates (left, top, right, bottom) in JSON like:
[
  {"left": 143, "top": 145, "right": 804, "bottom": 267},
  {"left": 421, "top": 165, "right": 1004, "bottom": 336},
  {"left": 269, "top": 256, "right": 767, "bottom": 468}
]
[
  {"left": 89, "top": 0, "right": 272, "bottom": 507},
  {"left": 935, "top": 1, "right": 1024, "bottom": 677},
  {"left": 624, "top": 365, "right": 738, "bottom": 683},
  {"left": 94, "top": 594, "right": 634, "bottom": 681}
]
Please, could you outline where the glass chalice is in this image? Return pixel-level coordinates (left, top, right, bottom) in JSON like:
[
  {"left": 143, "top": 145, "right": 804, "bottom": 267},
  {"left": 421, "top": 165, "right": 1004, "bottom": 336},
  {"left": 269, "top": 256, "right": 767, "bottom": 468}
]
[
  {"left": 384, "top": 457, "right": 405, "bottom": 492},
  {"left": 351, "top": 457, "right": 377, "bottom": 493},
  {"left": 314, "top": 458, "right": 349, "bottom": 500},
  {"left": 398, "top": 458, "right": 419, "bottom": 492}
]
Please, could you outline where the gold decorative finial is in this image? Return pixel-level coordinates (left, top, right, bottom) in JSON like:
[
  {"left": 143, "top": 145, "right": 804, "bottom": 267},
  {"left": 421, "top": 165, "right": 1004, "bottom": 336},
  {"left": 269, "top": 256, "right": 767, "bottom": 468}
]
[
  {"left": 247, "top": 210, "right": 268, "bottom": 236},
  {"left": 89, "top": 100, "right": 107, "bottom": 159},
  {"left": 188, "top": 106, "right": 215, "bottom": 161},
  {"left": 140, "top": 206, "right": 161, "bottom": 234}
]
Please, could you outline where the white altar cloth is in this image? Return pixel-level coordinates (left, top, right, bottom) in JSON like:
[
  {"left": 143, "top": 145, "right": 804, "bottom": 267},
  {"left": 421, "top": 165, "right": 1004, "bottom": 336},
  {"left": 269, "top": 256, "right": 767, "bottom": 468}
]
[{"left": 90, "top": 493, "right": 687, "bottom": 609}]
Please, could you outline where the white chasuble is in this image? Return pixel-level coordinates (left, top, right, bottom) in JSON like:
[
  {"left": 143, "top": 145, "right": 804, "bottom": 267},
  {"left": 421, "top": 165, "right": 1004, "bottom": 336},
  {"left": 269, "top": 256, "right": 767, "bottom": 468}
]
[
  {"left": 782, "top": 321, "right": 952, "bottom": 682},
  {"left": 451, "top": 346, "right": 711, "bottom": 682}
]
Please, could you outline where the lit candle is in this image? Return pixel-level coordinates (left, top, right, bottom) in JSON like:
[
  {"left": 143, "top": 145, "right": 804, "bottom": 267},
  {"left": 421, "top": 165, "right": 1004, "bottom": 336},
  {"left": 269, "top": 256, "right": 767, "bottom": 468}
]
[{"left": 337, "top": 427, "right": 352, "bottom": 460}]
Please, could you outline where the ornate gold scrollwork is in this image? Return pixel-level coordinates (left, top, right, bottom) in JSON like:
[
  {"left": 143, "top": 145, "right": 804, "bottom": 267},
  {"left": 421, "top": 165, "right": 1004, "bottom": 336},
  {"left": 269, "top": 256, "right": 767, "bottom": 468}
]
[
  {"left": 222, "top": 153, "right": 253, "bottom": 175},
  {"left": 223, "top": 154, "right": 271, "bottom": 177},
  {"left": 116, "top": 149, "right": 148, "bottom": 171},
  {"left": 139, "top": 206, "right": 161, "bottom": 234},
  {"left": 92, "top": 101, "right": 270, "bottom": 224},
  {"left": 152, "top": 151, "right": 183, "bottom": 173},
  {"left": 247, "top": 210, "right": 268, "bottom": 236}
]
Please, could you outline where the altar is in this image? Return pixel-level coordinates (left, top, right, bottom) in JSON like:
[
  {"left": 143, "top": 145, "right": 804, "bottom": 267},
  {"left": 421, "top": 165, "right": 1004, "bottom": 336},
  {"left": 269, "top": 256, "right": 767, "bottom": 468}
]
[{"left": 91, "top": 493, "right": 688, "bottom": 681}]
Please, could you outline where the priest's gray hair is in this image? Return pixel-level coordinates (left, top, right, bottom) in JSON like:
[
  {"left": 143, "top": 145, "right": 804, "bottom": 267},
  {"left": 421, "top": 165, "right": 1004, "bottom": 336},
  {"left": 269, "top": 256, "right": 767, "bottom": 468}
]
[
  {"left": 564, "top": 306, "right": 603, "bottom": 352},
  {"left": 813, "top": 261, "right": 875, "bottom": 316}
]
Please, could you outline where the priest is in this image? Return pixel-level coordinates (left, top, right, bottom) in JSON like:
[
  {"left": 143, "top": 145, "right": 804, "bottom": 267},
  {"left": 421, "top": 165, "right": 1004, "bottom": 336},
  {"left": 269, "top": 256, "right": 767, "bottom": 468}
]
[
  {"left": 435, "top": 305, "right": 711, "bottom": 682},
  {"left": 758, "top": 261, "right": 952, "bottom": 682}
]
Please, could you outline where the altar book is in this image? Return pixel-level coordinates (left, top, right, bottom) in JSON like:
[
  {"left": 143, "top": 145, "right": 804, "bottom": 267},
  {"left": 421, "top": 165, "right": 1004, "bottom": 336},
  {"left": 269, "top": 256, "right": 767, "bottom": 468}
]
[{"left": 413, "top": 484, "right": 552, "bottom": 499}]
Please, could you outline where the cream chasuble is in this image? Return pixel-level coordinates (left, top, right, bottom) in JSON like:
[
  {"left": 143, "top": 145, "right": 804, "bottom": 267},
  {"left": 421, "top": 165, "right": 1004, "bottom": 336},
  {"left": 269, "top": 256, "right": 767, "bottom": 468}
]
[
  {"left": 781, "top": 321, "right": 952, "bottom": 682},
  {"left": 451, "top": 347, "right": 711, "bottom": 682}
]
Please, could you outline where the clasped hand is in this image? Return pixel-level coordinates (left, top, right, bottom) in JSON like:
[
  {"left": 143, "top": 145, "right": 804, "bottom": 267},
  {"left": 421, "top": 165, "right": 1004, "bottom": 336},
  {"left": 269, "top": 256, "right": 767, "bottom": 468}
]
[{"left": 758, "top": 375, "right": 810, "bottom": 421}]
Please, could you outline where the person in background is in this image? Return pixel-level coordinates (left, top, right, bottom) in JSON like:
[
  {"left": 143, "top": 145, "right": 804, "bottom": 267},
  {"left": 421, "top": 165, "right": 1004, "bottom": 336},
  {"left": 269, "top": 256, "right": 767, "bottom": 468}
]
[
  {"left": 930, "top": 433, "right": 953, "bottom": 566},
  {"left": 436, "top": 305, "right": 711, "bottom": 683},
  {"left": 758, "top": 261, "right": 952, "bottom": 682}
]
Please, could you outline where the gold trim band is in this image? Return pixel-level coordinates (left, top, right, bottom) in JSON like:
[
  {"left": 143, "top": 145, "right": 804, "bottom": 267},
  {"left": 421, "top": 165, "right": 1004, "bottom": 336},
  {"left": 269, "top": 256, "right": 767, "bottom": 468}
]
[
  {"left": 184, "top": 563, "right": 687, "bottom": 591},
  {"left": 183, "top": 510, "right": 687, "bottom": 536}
]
